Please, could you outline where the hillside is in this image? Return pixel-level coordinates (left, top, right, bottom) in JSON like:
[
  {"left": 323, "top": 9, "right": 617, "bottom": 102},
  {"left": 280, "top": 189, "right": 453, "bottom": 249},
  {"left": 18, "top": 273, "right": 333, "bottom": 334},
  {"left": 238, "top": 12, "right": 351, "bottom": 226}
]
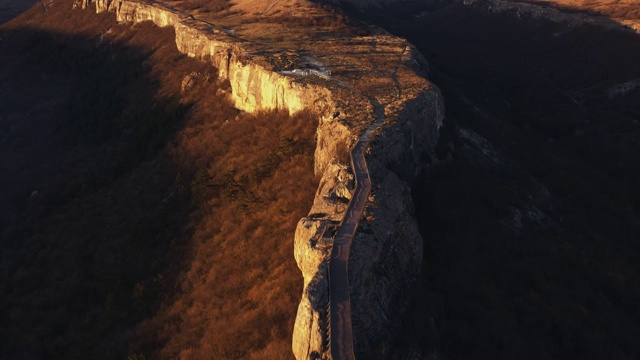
[
  {"left": 348, "top": 0, "right": 640, "bottom": 359},
  {"left": 0, "top": 1, "right": 318, "bottom": 358}
]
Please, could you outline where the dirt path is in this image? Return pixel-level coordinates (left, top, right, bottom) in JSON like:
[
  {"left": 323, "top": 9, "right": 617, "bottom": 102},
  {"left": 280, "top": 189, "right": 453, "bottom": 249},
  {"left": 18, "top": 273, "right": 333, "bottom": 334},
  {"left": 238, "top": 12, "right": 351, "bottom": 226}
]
[
  {"left": 261, "top": 0, "right": 282, "bottom": 15},
  {"left": 326, "top": 38, "right": 412, "bottom": 359},
  {"left": 328, "top": 82, "right": 389, "bottom": 360}
]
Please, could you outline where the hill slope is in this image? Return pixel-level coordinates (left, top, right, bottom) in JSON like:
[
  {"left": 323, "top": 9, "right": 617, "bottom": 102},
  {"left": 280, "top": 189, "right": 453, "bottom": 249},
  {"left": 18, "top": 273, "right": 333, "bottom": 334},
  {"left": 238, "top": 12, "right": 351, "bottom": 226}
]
[
  {"left": 0, "top": 1, "right": 317, "bottom": 358},
  {"left": 349, "top": 1, "right": 640, "bottom": 358}
]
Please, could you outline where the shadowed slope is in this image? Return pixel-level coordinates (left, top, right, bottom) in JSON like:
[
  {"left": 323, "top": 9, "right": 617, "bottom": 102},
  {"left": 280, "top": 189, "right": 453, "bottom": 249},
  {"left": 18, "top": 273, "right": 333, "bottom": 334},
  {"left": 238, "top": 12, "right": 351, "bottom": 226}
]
[
  {"left": 1, "top": 1, "right": 318, "bottom": 358},
  {"left": 349, "top": 1, "right": 640, "bottom": 359}
]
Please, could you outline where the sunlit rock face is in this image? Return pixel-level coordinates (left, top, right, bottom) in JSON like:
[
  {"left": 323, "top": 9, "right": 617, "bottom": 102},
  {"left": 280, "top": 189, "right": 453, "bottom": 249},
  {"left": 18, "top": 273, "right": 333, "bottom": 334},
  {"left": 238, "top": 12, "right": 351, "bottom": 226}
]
[
  {"left": 94, "top": 0, "right": 335, "bottom": 114},
  {"left": 83, "top": 0, "right": 355, "bottom": 177},
  {"left": 292, "top": 156, "right": 435, "bottom": 359},
  {"left": 292, "top": 93, "right": 444, "bottom": 359},
  {"left": 74, "top": 0, "right": 444, "bottom": 358},
  {"left": 292, "top": 163, "right": 348, "bottom": 360}
]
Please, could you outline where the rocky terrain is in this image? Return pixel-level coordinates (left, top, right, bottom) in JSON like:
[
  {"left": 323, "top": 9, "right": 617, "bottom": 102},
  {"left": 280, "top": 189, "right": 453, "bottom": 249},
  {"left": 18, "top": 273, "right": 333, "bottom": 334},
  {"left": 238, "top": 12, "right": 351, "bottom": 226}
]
[{"left": 2, "top": 0, "right": 444, "bottom": 358}]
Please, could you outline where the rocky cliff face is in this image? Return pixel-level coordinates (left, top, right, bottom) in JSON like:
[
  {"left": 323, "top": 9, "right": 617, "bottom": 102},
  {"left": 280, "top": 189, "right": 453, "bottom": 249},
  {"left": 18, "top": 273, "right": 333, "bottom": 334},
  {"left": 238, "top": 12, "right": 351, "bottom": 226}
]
[
  {"left": 76, "top": 0, "right": 444, "bottom": 358},
  {"left": 291, "top": 87, "right": 443, "bottom": 359},
  {"left": 91, "top": 0, "right": 336, "bottom": 115}
]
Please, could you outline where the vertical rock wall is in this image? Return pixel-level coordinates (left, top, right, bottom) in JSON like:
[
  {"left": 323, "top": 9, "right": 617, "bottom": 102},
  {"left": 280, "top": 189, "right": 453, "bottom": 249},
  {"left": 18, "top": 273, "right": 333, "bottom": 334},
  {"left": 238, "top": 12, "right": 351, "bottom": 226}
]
[{"left": 91, "top": 0, "right": 335, "bottom": 116}]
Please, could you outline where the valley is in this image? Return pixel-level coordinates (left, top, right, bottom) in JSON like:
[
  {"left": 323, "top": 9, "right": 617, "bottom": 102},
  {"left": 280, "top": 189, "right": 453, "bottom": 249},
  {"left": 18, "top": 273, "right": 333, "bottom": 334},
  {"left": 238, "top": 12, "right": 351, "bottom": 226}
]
[{"left": 349, "top": 0, "right": 640, "bottom": 358}]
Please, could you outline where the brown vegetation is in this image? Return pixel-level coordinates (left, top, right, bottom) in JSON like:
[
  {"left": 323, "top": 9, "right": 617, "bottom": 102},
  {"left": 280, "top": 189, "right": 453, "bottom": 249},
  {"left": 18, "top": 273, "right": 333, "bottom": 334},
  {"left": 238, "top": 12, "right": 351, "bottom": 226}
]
[
  {"left": 269, "top": 13, "right": 349, "bottom": 31},
  {"left": 132, "top": 108, "right": 318, "bottom": 360},
  {"left": 0, "top": 0, "right": 317, "bottom": 359},
  {"left": 266, "top": 1, "right": 369, "bottom": 36},
  {"left": 178, "top": 0, "right": 231, "bottom": 13}
]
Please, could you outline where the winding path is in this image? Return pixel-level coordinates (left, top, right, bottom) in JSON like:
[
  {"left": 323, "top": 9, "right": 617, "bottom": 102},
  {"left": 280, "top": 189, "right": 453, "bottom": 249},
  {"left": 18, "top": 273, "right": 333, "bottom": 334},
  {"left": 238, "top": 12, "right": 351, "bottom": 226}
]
[
  {"left": 327, "top": 40, "right": 408, "bottom": 359},
  {"left": 328, "top": 97, "right": 386, "bottom": 360},
  {"left": 261, "top": 0, "right": 282, "bottom": 15}
]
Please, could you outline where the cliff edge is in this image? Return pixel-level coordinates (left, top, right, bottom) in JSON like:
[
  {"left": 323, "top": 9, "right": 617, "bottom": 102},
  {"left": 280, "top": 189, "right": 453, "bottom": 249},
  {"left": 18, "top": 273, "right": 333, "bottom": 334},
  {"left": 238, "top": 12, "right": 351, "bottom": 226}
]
[{"left": 77, "top": 0, "right": 444, "bottom": 358}]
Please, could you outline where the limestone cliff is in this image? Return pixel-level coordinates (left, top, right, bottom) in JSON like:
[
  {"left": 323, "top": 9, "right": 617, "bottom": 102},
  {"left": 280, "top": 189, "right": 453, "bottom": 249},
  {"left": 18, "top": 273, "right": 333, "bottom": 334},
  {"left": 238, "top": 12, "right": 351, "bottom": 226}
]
[
  {"left": 75, "top": 0, "right": 444, "bottom": 358},
  {"left": 90, "top": 0, "right": 336, "bottom": 115},
  {"left": 291, "top": 77, "right": 443, "bottom": 359}
]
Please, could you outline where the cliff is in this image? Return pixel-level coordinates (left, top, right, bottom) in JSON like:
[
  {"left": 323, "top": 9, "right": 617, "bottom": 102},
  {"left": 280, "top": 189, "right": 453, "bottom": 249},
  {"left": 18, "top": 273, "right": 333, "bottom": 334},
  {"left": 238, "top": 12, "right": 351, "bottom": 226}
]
[{"left": 76, "top": 0, "right": 444, "bottom": 358}]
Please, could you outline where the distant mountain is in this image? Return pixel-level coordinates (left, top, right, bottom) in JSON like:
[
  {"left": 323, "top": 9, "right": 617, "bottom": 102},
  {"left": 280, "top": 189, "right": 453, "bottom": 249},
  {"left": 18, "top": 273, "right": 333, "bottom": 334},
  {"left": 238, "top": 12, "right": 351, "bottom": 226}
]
[{"left": 0, "top": 0, "right": 39, "bottom": 23}]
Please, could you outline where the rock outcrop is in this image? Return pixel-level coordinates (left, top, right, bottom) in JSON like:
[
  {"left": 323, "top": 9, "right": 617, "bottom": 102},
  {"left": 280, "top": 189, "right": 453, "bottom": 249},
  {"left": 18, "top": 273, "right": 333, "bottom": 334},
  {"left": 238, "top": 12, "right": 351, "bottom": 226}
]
[
  {"left": 291, "top": 75, "right": 443, "bottom": 359},
  {"left": 76, "top": 0, "right": 444, "bottom": 358}
]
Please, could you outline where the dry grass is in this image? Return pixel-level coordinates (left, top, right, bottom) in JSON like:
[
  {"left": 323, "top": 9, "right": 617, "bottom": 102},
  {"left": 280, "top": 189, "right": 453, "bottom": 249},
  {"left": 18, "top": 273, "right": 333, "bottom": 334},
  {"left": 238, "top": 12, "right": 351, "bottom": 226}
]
[
  {"left": 132, "top": 106, "right": 318, "bottom": 360},
  {"left": 1, "top": 0, "right": 318, "bottom": 359},
  {"left": 178, "top": 0, "right": 230, "bottom": 13},
  {"left": 264, "top": 1, "right": 370, "bottom": 37}
]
